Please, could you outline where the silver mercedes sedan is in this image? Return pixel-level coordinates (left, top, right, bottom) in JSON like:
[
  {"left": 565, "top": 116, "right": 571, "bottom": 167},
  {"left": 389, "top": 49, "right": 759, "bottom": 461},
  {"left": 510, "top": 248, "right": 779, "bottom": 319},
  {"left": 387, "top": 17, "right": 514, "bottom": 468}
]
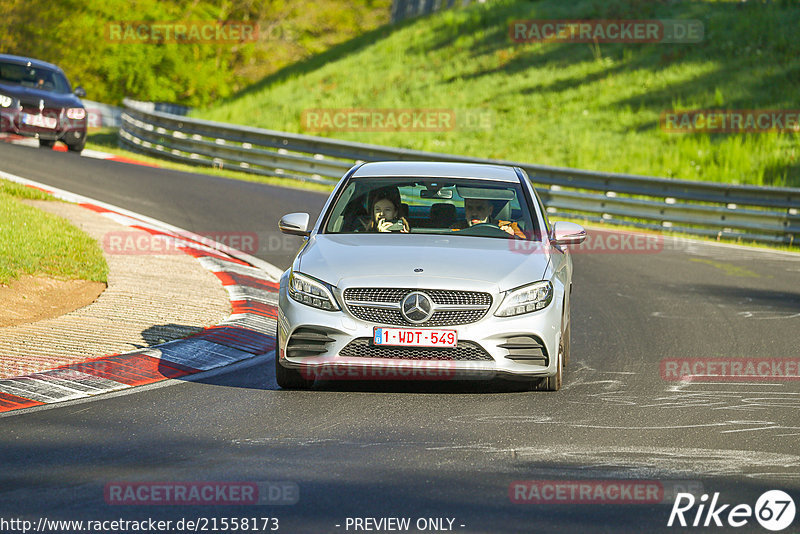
[{"left": 276, "top": 161, "right": 586, "bottom": 391}]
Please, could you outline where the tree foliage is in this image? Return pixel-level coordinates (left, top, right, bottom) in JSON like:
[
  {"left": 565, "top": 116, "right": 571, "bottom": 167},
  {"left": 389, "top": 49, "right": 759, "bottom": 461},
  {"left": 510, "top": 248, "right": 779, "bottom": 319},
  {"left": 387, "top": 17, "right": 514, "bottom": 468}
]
[{"left": 0, "top": 0, "right": 389, "bottom": 106}]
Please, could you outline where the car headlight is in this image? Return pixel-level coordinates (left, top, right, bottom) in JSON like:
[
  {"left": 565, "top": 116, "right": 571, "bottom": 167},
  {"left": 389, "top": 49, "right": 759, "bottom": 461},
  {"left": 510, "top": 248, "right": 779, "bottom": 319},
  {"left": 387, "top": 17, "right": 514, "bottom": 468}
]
[
  {"left": 66, "top": 108, "right": 86, "bottom": 120},
  {"left": 495, "top": 281, "right": 553, "bottom": 317},
  {"left": 288, "top": 272, "right": 340, "bottom": 311},
  {"left": 0, "top": 94, "right": 13, "bottom": 108}
]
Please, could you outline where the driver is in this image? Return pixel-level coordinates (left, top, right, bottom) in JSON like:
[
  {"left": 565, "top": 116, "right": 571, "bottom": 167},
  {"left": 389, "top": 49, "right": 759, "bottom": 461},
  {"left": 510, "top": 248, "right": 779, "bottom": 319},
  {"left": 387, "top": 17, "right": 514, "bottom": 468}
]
[{"left": 451, "top": 198, "right": 525, "bottom": 238}]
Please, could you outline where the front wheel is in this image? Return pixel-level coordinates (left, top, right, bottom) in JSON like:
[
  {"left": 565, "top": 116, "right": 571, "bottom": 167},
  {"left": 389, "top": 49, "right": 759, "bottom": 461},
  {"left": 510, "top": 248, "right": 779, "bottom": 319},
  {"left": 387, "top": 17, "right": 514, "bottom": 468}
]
[
  {"left": 65, "top": 139, "right": 85, "bottom": 154},
  {"left": 275, "top": 356, "right": 314, "bottom": 389},
  {"left": 537, "top": 338, "right": 563, "bottom": 391}
]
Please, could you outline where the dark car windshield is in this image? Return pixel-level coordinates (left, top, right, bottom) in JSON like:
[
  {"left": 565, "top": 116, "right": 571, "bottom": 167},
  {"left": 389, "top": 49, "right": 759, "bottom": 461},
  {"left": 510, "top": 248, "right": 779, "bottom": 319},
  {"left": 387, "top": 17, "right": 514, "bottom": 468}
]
[
  {"left": 0, "top": 61, "right": 71, "bottom": 93},
  {"left": 324, "top": 176, "right": 541, "bottom": 240}
]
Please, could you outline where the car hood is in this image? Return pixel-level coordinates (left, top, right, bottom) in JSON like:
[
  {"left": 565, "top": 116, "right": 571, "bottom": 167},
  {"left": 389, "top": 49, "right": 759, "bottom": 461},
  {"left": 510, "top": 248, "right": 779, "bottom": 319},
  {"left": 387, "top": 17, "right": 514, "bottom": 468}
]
[
  {"left": 296, "top": 233, "right": 550, "bottom": 292},
  {"left": 0, "top": 82, "right": 81, "bottom": 108}
]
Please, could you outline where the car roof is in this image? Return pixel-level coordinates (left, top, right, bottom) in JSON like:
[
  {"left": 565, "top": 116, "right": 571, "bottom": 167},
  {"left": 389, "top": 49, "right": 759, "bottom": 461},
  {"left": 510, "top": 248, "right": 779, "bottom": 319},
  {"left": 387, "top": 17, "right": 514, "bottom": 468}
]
[
  {"left": 351, "top": 161, "right": 520, "bottom": 183},
  {"left": 0, "top": 54, "right": 64, "bottom": 73}
]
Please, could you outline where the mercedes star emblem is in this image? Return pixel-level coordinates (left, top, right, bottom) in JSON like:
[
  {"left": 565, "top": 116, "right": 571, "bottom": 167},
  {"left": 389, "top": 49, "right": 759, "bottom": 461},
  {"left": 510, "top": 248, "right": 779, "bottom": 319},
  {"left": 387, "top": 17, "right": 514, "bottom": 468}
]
[{"left": 400, "top": 292, "right": 433, "bottom": 324}]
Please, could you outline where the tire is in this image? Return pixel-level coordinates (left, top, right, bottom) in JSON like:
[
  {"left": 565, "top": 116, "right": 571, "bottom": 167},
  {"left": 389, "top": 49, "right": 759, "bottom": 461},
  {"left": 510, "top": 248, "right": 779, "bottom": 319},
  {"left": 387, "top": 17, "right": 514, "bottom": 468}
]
[
  {"left": 38, "top": 139, "right": 55, "bottom": 149},
  {"left": 275, "top": 356, "right": 314, "bottom": 389},
  {"left": 538, "top": 337, "right": 563, "bottom": 391},
  {"left": 563, "top": 314, "right": 571, "bottom": 367},
  {"left": 566, "top": 284, "right": 573, "bottom": 366},
  {"left": 65, "top": 139, "right": 85, "bottom": 154}
]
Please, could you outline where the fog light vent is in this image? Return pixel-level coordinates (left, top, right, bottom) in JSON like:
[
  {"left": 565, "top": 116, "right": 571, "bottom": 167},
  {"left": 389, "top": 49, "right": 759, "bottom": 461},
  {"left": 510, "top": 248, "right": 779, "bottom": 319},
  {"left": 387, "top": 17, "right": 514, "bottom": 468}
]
[
  {"left": 287, "top": 328, "right": 335, "bottom": 357},
  {"left": 499, "top": 335, "right": 548, "bottom": 365}
]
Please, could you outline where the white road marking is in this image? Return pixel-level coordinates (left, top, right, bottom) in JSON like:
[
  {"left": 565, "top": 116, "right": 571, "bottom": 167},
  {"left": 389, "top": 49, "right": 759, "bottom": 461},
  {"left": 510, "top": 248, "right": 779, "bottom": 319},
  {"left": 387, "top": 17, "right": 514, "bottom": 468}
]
[{"left": 0, "top": 169, "right": 284, "bottom": 413}]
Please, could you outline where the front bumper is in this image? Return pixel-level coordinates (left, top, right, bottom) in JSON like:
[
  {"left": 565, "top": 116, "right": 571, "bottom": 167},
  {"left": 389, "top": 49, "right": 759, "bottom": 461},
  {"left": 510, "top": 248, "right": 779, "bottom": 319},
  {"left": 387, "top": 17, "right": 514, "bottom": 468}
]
[
  {"left": 1, "top": 108, "right": 87, "bottom": 143},
  {"left": 277, "top": 279, "right": 563, "bottom": 382}
]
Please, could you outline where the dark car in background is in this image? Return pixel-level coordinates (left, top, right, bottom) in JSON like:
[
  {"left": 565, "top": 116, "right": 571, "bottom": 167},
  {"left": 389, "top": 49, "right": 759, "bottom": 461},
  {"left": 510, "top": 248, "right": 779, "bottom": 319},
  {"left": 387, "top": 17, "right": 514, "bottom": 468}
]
[{"left": 0, "top": 54, "right": 87, "bottom": 153}]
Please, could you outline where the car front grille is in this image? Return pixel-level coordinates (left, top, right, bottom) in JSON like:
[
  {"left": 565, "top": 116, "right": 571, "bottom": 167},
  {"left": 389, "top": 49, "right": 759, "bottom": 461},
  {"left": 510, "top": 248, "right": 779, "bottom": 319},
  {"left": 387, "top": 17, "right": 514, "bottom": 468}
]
[
  {"left": 339, "top": 338, "right": 493, "bottom": 361},
  {"left": 344, "top": 288, "right": 491, "bottom": 306},
  {"left": 20, "top": 101, "right": 40, "bottom": 113},
  {"left": 344, "top": 288, "right": 408, "bottom": 303},
  {"left": 20, "top": 103, "right": 61, "bottom": 115},
  {"left": 343, "top": 287, "right": 492, "bottom": 327}
]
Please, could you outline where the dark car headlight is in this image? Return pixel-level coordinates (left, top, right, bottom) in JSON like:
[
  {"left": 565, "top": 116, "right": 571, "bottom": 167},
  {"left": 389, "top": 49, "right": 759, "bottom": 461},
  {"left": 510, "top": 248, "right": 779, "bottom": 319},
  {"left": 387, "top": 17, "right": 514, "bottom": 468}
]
[
  {"left": 495, "top": 281, "right": 553, "bottom": 317},
  {"left": 288, "top": 272, "right": 340, "bottom": 311}
]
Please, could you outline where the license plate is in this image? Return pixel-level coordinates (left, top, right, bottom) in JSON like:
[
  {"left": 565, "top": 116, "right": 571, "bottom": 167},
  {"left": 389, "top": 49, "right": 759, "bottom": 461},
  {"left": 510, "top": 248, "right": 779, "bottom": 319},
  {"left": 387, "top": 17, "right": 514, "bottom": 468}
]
[
  {"left": 22, "top": 113, "right": 57, "bottom": 129},
  {"left": 373, "top": 327, "right": 457, "bottom": 348}
]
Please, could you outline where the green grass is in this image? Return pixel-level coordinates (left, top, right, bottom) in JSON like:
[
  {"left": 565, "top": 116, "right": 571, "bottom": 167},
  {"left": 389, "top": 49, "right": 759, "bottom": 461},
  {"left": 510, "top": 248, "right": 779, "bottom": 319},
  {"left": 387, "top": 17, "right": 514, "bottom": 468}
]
[
  {"left": 0, "top": 180, "right": 109, "bottom": 284},
  {"left": 0, "top": 180, "right": 53, "bottom": 201},
  {"left": 193, "top": 0, "right": 800, "bottom": 188}
]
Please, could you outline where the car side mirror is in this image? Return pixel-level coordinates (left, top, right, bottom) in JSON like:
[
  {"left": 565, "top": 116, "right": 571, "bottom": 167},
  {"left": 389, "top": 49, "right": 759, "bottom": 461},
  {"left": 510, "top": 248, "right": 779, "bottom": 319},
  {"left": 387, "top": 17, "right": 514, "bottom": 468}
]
[
  {"left": 279, "top": 212, "right": 311, "bottom": 237},
  {"left": 74, "top": 86, "right": 86, "bottom": 98},
  {"left": 550, "top": 221, "right": 586, "bottom": 246}
]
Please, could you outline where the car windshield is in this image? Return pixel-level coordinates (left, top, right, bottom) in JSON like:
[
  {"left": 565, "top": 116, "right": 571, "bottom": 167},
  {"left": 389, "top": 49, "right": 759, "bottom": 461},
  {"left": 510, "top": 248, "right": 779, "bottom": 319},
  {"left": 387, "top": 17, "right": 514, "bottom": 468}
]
[
  {"left": 0, "top": 61, "right": 71, "bottom": 93},
  {"left": 324, "top": 176, "right": 541, "bottom": 240}
]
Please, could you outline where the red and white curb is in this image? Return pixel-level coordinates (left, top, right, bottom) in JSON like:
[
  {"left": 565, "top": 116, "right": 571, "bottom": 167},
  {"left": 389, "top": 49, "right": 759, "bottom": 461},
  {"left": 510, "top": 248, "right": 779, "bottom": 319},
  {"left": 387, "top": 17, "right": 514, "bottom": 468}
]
[
  {"left": 0, "top": 170, "right": 282, "bottom": 414},
  {"left": 0, "top": 133, "right": 159, "bottom": 167}
]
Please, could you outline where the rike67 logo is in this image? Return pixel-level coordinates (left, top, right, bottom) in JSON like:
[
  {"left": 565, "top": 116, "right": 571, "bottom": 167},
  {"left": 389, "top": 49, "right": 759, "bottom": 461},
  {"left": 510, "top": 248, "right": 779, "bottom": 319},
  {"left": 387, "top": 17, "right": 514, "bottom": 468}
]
[{"left": 668, "top": 490, "right": 796, "bottom": 531}]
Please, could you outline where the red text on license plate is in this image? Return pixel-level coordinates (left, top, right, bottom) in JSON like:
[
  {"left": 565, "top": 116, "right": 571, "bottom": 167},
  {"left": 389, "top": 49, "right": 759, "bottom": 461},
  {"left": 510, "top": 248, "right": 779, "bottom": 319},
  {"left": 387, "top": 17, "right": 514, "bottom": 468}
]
[{"left": 373, "top": 327, "right": 457, "bottom": 348}]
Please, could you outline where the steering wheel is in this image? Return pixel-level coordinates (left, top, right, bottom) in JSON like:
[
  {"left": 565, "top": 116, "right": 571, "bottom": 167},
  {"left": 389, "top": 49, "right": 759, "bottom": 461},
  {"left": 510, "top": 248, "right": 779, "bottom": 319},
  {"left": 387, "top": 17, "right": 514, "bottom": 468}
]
[{"left": 459, "top": 222, "right": 511, "bottom": 237}]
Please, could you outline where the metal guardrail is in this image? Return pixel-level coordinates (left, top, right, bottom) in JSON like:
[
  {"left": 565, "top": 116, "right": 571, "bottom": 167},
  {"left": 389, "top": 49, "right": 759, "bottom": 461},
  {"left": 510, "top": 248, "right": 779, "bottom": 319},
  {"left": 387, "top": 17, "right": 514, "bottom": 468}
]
[
  {"left": 119, "top": 99, "right": 800, "bottom": 246},
  {"left": 124, "top": 98, "right": 191, "bottom": 117},
  {"left": 391, "top": 0, "right": 471, "bottom": 24},
  {"left": 82, "top": 99, "right": 122, "bottom": 129}
]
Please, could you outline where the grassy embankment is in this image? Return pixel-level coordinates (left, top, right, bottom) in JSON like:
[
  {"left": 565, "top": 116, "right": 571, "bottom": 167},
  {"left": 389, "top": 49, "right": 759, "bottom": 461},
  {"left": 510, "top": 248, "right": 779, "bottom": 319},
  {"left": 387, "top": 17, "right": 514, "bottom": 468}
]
[
  {"left": 194, "top": 0, "right": 800, "bottom": 188},
  {"left": 0, "top": 180, "right": 108, "bottom": 285}
]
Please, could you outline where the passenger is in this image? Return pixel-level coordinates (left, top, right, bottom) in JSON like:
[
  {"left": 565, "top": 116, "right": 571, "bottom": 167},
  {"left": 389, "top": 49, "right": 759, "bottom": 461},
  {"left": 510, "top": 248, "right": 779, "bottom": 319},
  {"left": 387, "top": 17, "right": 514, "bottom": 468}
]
[
  {"left": 365, "top": 187, "right": 409, "bottom": 233},
  {"left": 451, "top": 198, "right": 525, "bottom": 238}
]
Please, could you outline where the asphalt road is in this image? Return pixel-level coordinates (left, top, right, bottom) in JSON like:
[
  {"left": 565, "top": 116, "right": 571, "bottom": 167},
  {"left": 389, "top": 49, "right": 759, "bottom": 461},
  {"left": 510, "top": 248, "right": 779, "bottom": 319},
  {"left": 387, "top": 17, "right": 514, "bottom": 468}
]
[{"left": 1, "top": 142, "right": 800, "bottom": 533}]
